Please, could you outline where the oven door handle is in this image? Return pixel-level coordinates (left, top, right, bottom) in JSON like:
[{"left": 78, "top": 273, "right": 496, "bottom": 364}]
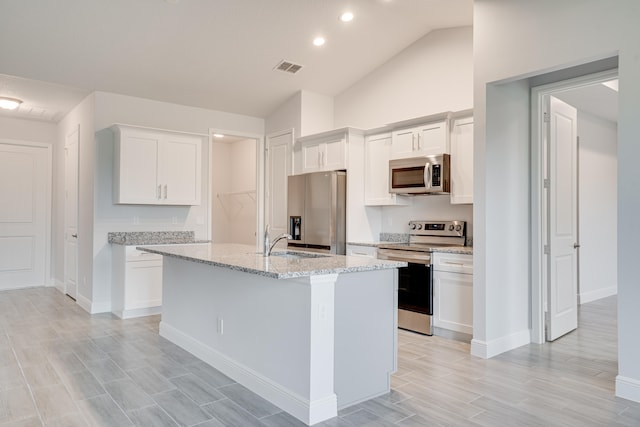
[{"left": 377, "top": 250, "right": 430, "bottom": 264}]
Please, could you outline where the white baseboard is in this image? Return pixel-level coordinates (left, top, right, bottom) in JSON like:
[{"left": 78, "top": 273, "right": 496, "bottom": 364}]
[
  {"left": 579, "top": 287, "right": 617, "bottom": 305},
  {"left": 470, "top": 328, "right": 530, "bottom": 359},
  {"left": 113, "top": 306, "right": 161, "bottom": 319},
  {"left": 53, "top": 279, "right": 65, "bottom": 293},
  {"left": 160, "top": 321, "right": 337, "bottom": 425},
  {"left": 91, "top": 299, "right": 111, "bottom": 314},
  {"left": 616, "top": 375, "right": 640, "bottom": 403},
  {"left": 76, "top": 294, "right": 92, "bottom": 313}
]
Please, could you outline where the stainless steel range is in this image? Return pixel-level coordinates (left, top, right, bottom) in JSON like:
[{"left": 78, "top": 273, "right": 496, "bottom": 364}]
[{"left": 377, "top": 220, "right": 466, "bottom": 335}]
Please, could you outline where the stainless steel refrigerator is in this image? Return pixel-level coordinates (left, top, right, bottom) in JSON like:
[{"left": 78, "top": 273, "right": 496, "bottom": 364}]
[{"left": 287, "top": 171, "right": 346, "bottom": 254}]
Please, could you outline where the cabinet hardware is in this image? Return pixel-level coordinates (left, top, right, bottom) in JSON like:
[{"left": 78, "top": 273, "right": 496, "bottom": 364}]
[
  {"left": 164, "top": 184, "right": 168, "bottom": 199},
  {"left": 157, "top": 185, "right": 161, "bottom": 199},
  {"left": 71, "top": 234, "right": 78, "bottom": 238}
]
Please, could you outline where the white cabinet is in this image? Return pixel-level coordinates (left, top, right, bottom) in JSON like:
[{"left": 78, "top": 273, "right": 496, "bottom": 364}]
[
  {"left": 432, "top": 252, "right": 473, "bottom": 334},
  {"left": 295, "top": 133, "right": 346, "bottom": 174},
  {"left": 113, "top": 124, "right": 202, "bottom": 205},
  {"left": 450, "top": 115, "right": 474, "bottom": 204},
  {"left": 111, "top": 245, "right": 163, "bottom": 319},
  {"left": 391, "top": 120, "right": 449, "bottom": 160},
  {"left": 346, "top": 244, "right": 377, "bottom": 258},
  {"left": 364, "top": 133, "right": 410, "bottom": 206}
]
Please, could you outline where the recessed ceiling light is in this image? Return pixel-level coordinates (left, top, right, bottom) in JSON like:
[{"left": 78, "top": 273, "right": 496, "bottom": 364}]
[
  {"left": 0, "top": 96, "right": 22, "bottom": 110},
  {"left": 313, "top": 37, "right": 325, "bottom": 47},
  {"left": 340, "top": 12, "right": 354, "bottom": 22},
  {"left": 213, "top": 133, "right": 225, "bottom": 138}
]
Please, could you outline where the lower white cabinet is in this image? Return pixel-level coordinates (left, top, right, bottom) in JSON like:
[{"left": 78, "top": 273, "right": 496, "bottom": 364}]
[
  {"left": 346, "top": 244, "right": 378, "bottom": 258},
  {"left": 432, "top": 252, "right": 473, "bottom": 334},
  {"left": 112, "top": 245, "right": 163, "bottom": 319}
]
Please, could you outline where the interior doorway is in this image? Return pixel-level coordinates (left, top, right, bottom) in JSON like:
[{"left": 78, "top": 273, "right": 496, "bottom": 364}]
[
  {"left": 209, "top": 131, "right": 263, "bottom": 247},
  {"left": 531, "top": 69, "right": 619, "bottom": 343}
]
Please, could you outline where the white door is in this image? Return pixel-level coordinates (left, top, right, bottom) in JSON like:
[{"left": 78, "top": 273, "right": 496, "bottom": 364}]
[
  {"left": 64, "top": 127, "right": 79, "bottom": 299},
  {"left": 0, "top": 142, "right": 50, "bottom": 290},
  {"left": 546, "top": 96, "right": 579, "bottom": 341},
  {"left": 265, "top": 130, "right": 293, "bottom": 249}
]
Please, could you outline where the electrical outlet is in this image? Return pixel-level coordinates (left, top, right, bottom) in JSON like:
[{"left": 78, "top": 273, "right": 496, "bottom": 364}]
[
  {"left": 172, "top": 216, "right": 178, "bottom": 224},
  {"left": 217, "top": 318, "right": 224, "bottom": 335},
  {"left": 133, "top": 216, "right": 140, "bottom": 225}
]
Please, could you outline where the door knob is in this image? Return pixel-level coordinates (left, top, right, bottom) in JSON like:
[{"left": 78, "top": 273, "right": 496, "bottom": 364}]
[{"left": 573, "top": 243, "right": 580, "bottom": 249}]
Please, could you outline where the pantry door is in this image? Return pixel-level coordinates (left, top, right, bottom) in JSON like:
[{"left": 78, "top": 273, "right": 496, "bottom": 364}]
[
  {"left": 0, "top": 141, "right": 51, "bottom": 290},
  {"left": 64, "top": 126, "right": 79, "bottom": 299}
]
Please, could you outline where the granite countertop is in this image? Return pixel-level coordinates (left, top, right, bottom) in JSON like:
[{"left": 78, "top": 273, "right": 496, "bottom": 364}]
[
  {"left": 108, "top": 231, "right": 207, "bottom": 245},
  {"left": 137, "top": 243, "right": 406, "bottom": 280}
]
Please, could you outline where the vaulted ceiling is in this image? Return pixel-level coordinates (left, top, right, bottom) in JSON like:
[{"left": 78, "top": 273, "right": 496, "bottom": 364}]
[{"left": 0, "top": 0, "right": 473, "bottom": 122}]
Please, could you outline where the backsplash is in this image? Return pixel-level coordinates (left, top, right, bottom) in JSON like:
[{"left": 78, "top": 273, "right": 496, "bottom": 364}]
[{"left": 379, "top": 233, "right": 409, "bottom": 243}]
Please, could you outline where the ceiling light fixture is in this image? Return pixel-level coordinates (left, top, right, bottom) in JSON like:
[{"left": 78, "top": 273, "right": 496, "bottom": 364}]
[
  {"left": 340, "top": 12, "right": 354, "bottom": 22},
  {"left": 313, "top": 37, "right": 325, "bottom": 47},
  {"left": 0, "top": 97, "right": 22, "bottom": 110},
  {"left": 213, "top": 133, "right": 225, "bottom": 138}
]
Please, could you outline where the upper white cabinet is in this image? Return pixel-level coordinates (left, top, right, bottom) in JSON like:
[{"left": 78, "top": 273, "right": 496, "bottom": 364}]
[
  {"left": 112, "top": 125, "right": 202, "bottom": 205},
  {"left": 391, "top": 120, "right": 449, "bottom": 160},
  {"left": 450, "top": 114, "right": 474, "bottom": 204},
  {"left": 294, "top": 130, "right": 347, "bottom": 175},
  {"left": 364, "top": 132, "right": 410, "bottom": 206}
]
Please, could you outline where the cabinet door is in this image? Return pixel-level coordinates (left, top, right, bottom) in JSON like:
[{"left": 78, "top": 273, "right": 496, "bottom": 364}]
[
  {"left": 390, "top": 128, "right": 417, "bottom": 159},
  {"left": 417, "top": 120, "right": 448, "bottom": 155},
  {"left": 301, "top": 142, "right": 322, "bottom": 173},
  {"left": 365, "top": 134, "right": 410, "bottom": 206},
  {"left": 160, "top": 135, "right": 202, "bottom": 205},
  {"left": 450, "top": 117, "right": 474, "bottom": 204},
  {"left": 323, "top": 137, "right": 347, "bottom": 170},
  {"left": 125, "top": 259, "right": 163, "bottom": 310},
  {"left": 116, "top": 132, "right": 161, "bottom": 204},
  {"left": 433, "top": 271, "right": 473, "bottom": 334}
]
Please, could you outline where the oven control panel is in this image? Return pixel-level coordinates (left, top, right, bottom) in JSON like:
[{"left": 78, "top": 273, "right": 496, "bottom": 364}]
[{"left": 408, "top": 220, "right": 466, "bottom": 238}]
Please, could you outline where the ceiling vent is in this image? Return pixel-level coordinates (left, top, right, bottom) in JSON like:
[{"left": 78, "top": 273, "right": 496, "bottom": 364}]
[{"left": 273, "top": 60, "right": 303, "bottom": 74}]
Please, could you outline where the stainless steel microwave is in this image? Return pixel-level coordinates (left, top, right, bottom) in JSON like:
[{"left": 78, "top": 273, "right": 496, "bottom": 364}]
[{"left": 389, "top": 154, "right": 450, "bottom": 194}]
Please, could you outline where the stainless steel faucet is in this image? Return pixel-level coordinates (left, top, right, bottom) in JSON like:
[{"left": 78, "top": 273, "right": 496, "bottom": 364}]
[{"left": 263, "top": 225, "right": 292, "bottom": 256}]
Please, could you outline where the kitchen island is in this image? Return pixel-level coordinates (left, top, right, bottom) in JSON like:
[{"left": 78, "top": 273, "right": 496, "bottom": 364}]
[{"left": 138, "top": 243, "right": 405, "bottom": 425}]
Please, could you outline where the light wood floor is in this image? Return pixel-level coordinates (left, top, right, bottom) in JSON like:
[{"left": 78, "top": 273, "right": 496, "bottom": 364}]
[{"left": 1, "top": 289, "right": 638, "bottom": 426}]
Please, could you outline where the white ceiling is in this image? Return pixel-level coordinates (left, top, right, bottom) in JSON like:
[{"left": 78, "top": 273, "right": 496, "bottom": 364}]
[
  {"left": 0, "top": 0, "right": 473, "bottom": 122},
  {"left": 554, "top": 81, "right": 618, "bottom": 124}
]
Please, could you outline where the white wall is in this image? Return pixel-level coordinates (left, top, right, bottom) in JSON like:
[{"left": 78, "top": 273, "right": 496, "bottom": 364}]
[
  {"left": 382, "top": 196, "right": 473, "bottom": 242},
  {"left": 334, "top": 26, "right": 473, "bottom": 129},
  {"left": 85, "top": 92, "right": 264, "bottom": 312},
  {"left": 576, "top": 111, "right": 617, "bottom": 303},
  {"left": 211, "top": 139, "right": 257, "bottom": 245},
  {"left": 0, "top": 116, "right": 58, "bottom": 284},
  {"left": 474, "top": 0, "right": 640, "bottom": 402},
  {"left": 300, "top": 91, "right": 334, "bottom": 137},
  {"left": 266, "top": 92, "right": 302, "bottom": 137}
]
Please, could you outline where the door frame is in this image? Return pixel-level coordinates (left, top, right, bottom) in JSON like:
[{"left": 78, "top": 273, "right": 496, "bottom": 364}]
[
  {"left": 208, "top": 128, "right": 264, "bottom": 251},
  {"left": 265, "top": 128, "right": 294, "bottom": 238},
  {"left": 530, "top": 69, "right": 618, "bottom": 343},
  {"left": 0, "top": 138, "right": 52, "bottom": 287}
]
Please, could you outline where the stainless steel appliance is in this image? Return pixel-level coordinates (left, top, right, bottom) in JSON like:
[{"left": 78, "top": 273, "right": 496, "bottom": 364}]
[
  {"left": 287, "top": 171, "right": 346, "bottom": 254},
  {"left": 377, "top": 220, "right": 466, "bottom": 335},
  {"left": 389, "top": 154, "right": 450, "bottom": 194}
]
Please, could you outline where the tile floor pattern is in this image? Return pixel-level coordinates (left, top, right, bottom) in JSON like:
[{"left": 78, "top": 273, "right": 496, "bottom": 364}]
[{"left": 1, "top": 288, "right": 639, "bottom": 426}]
